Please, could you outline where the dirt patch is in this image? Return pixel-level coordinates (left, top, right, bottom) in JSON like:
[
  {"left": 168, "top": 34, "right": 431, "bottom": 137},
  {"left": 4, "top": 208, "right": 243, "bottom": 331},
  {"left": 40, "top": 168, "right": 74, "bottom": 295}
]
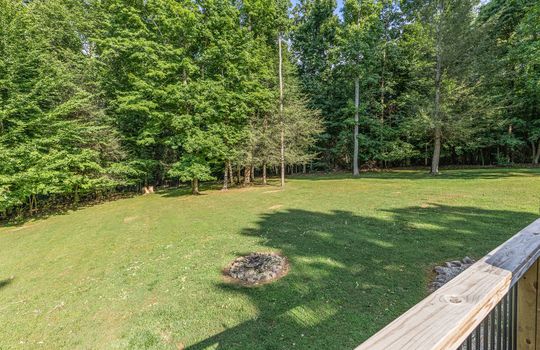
[
  {"left": 123, "top": 216, "right": 139, "bottom": 223},
  {"left": 268, "top": 205, "right": 283, "bottom": 210}
]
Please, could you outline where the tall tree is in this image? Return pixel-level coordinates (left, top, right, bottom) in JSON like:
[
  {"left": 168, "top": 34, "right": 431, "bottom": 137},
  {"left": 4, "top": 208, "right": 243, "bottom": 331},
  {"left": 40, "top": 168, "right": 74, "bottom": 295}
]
[
  {"left": 340, "top": 0, "right": 382, "bottom": 175},
  {"left": 0, "top": 0, "right": 123, "bottom": 216}
]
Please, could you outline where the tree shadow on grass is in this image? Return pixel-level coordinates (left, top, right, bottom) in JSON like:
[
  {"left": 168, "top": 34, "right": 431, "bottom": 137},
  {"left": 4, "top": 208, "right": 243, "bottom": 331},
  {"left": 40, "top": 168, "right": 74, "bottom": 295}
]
[
  {"left": 187, "top": 205, "right": 537, "bottom": 350},
  {"left": 0, "top": 277, "right": 14, "bottom": 290}
]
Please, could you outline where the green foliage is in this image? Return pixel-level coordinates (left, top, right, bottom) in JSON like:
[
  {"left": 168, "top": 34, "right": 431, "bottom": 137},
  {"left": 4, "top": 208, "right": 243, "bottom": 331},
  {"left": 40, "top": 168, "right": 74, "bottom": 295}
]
[
  {"left": 0, "top": 0, "right": 123, "bottom": 215},
  {"left": 1, "top": 0, "right": 538, "bottom": 214}
]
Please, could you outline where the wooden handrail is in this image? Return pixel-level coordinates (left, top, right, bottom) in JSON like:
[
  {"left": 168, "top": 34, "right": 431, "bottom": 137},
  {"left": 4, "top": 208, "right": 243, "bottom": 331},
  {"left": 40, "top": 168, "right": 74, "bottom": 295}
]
[{"left": 356, "top": 219, "right": 540, "bottom": 350}]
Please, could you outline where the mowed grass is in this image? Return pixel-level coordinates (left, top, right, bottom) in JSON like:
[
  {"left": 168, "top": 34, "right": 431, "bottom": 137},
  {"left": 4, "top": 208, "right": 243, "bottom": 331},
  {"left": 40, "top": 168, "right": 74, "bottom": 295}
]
[{"left": 1, "top": 169, "right": 540, "bottom": 349}]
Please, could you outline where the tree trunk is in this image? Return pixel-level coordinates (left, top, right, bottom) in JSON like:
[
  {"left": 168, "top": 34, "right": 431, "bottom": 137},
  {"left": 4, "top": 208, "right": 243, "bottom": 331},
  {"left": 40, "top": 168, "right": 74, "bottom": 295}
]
[
  {"left": 431, "top": 0, "right": 443, "bottom": 175},
  {"left": 534, "top": 140, "right": 540, "bottom": 164},
  {"left": 278, "top": 34, "right": 285, "bottom": 188},
  {"left": 244, "top": 166, "right": 251, "bottom": 186},
  {"left": 508, "top": 124, "right": 513, "bottom": 163},
  {"left": 353, "top": 77, "right": 360, "bottom": 176},
  {"left": 480, "top": 149, "right": 485, "bottom": 166},
  {"left": 228, "top": 162, "right": 234, "bottom": 185},
  {"left": 192, "top": 178, "right": 199, "bottom": 195},
  {"left": 302, "top": 163, "right": 306, "bottom": 174},
  {"left": 380, "top": 46, "right": 386, "bottom": 125},
  {"left": 251, "top": 165, "right": 255, "bottom": 182},
  {"left": 74, "top": 185, "right": 80, "bottom": 204},
  {"left": 236, "top": 166, "right": 241, "bottom": 184},
  {"left": 222, "top": 161, "right": 229, "bottom": 191},
  {"left": 262, "top": 162, "right": 267, "bottom": 185},
  {"left": 431, "top": 127, "right": 442, "bottom": 174}
]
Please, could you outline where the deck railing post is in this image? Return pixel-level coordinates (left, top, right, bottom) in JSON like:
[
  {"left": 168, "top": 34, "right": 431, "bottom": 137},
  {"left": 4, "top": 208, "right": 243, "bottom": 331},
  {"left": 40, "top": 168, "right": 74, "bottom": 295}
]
[{"left": 517, "top": 259, "right": 539, "bottom": 350}]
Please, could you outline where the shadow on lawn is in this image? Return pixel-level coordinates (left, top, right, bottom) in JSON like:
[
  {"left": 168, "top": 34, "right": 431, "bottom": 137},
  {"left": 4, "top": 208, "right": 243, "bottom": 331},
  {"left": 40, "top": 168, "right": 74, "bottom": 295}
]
[
  {"left": 0, "top": 278, "right": 13, "bottom": 290},
  {"left": 187, "top": 205, "right": 537, "bottom": 350}
]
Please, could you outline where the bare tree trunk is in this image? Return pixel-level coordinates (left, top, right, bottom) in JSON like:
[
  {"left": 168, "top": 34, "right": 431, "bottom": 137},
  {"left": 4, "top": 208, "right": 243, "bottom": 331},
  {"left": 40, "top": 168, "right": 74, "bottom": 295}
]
[
  {"left": 431, "top": 0, "right": 443, "bottom": 175},
  {"left": 192, "top": 178, "right": 199, "bottom": 195},
  {"left": 480, "top": 149, "right": 485, "bottom": 166},
  {"left": 262, "top": 162, "right": 267, "bottom": 185},
  {"left": 534, "top": 140, "right": 540, "bottom": 164},
  {"left": 353, "top": 77, "right": 360, "bottom": 176},
  {"left": 244, "top": 166, "right": 251, "bottom": 186},
  {"left": 431, "top": 127, "right": 442, "bottom": 174},
  {"left": 222, "top": 161, "right": 229, "bottom": 191},
  {"left": 508, "top": 124, "right": 513, "bottom": 163},
  {"left": 381, "top": 48, "right": 386, "bottom": 125},
  {"left": 74, "top": 185, "right": 80, "bottom": 204},
  {"left": 228, "top": 162, "right": 234, "bottom": 185},
  {"left": 236, "top": 165, "right": 241, "bottom": 185},
  {"left": 251, "top": 165, "right": 255, "bottom": 182},
  {"left": 278, "top": 34, "right": 285, "bottom": 188},
  {"left": 302, "top": 163, "right": 306, "bottom": 174}
]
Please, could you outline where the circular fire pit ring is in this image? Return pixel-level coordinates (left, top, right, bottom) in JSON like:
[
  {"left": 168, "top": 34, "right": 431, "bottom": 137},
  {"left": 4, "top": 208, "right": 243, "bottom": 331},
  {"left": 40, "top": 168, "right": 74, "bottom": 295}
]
[{"left": 223, "top": 252, "right": 289, "bottom": 286}]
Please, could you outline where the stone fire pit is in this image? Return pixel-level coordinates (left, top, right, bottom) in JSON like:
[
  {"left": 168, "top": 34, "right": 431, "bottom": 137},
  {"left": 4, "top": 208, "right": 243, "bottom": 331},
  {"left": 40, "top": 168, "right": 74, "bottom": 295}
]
[{"left": 224, "top": 252, "right": 289, "bottom": 286}]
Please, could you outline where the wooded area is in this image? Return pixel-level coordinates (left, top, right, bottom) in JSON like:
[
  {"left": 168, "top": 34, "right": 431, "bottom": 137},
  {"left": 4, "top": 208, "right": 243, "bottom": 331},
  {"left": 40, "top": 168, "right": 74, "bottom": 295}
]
[{"left": 0, "top": 0, "right": 538, "bottom": 217}]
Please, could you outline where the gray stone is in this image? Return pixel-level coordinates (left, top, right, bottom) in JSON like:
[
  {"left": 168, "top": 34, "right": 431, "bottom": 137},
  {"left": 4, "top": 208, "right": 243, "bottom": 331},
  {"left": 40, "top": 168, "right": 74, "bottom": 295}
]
[{"left": 429, "top": 257, "right": 475, "bottom": 292}]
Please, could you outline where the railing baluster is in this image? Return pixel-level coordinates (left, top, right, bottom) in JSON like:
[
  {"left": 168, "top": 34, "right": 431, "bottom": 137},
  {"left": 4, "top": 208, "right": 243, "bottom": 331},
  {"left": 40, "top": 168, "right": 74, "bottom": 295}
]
[
  {"left": 497, "top": 302, "right": 503, "bottom": 350},
  {"left": 475, "top": 325, "right": 481, "bottom": 350},
  {"left": 503, "top": 293, "right": 508, "bottom": 350},
  {"left": 508, "top": 287, "right": 513, "bottom": 350},
  {"left": 491, "top": 307, "right": 496, "bottom": 350},
  {"left": 483, "top": 315, "right": 489, "bottom": 350},
  {"left": 513, "top": 285, "right": 518, "bottom": 350}
]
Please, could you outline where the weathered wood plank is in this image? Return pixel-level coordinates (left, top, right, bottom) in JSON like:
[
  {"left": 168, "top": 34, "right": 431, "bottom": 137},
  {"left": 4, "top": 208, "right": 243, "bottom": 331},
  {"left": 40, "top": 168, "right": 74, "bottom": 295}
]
[
  {"left": 356, "top": 219, "right": 540, "bottom": 350},
  {"left": 517, "top": 260, "right": 538, "bottom": 350}
]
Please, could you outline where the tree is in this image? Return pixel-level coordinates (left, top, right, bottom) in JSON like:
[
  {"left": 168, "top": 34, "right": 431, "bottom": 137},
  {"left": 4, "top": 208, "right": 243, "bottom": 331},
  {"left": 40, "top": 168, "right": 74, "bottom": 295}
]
[
  {"left": 292, "top": 0, "right": 343, "bottom": 169},
  {"left": 401, "top": 0, "right": 477, "bottom": 174},
  {"left": 474, "top": 0, "right": 540, "bottom": 164},
  {"left": 340, "top": 0, "right": 382, "bottom": 175},
  {"left": 0, "top": 0, "right": 123, "bottom": 217}
]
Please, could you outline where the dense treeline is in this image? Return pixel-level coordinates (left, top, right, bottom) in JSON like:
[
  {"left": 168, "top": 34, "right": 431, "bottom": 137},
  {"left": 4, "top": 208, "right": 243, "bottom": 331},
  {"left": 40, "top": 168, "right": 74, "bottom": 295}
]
[
  {"left": 293, "top": 0, "right": 539, "bottom": 172},
  {"left": 0, "top": 0, "right": 538, "bottom": 217}
]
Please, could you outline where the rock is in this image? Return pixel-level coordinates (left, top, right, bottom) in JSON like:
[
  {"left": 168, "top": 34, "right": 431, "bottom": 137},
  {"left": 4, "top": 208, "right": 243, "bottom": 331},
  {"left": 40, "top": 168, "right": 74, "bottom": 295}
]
[
  {"left": 450, "top": 260, "right": 462, "bottom": 267},
  {"left": 429, "top": 257, "right": 475, "bottom": 292}
]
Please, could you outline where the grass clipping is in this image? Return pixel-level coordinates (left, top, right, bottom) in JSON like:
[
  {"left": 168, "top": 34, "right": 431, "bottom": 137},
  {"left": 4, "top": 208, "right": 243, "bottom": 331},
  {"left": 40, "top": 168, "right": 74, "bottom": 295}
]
[{"left": 224, "top": 252, "right": 289, "bottom": 286}]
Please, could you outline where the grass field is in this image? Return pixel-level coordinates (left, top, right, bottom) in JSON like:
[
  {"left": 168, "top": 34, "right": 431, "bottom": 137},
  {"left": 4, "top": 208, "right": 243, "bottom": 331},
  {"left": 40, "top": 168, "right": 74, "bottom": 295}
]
[{"left": 1, "top": 168, "right": 540, "bottom": 349}]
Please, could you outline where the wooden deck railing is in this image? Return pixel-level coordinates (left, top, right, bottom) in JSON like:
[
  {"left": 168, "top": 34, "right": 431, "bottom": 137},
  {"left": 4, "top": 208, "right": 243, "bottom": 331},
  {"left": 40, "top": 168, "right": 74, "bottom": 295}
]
[{"left": 356, "top": 219, "right": 540, "bottom": 350}]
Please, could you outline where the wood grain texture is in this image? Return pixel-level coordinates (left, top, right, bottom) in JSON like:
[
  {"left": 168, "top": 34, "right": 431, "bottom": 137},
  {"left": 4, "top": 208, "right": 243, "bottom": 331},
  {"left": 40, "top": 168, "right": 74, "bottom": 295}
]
[
  {"left": 517, "top": 260, "right": 538, "bottom": 350},
  {"left": 356, "top": 219, "right": 540, "bottom": 350}
]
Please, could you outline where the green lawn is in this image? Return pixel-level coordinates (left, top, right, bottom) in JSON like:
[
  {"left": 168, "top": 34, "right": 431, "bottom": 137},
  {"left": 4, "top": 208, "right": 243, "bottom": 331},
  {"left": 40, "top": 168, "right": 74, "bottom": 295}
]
[{"left": 1, "top": 169, "right": 540, "bottom": 349}]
